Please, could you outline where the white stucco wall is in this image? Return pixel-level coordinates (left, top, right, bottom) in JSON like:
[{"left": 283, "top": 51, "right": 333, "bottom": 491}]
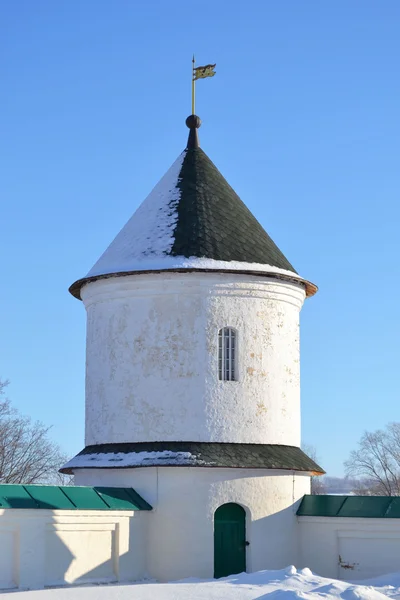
[
  {"left": 74, "top": 467, "right": 311, "bottom": 582},
  {"left": 298, "top": 516, "right": 400, "bottom": 580},
  {"left": 0, "top": 509, "right": 145, "bottom": 591},
  {"left": 82, "top": 272, "right": 306, "bottom": 447}
]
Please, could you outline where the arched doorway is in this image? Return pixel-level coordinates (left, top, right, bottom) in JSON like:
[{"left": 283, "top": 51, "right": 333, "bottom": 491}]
[{"left": 214, "top": 503, "right": 246, "bottom": 578}]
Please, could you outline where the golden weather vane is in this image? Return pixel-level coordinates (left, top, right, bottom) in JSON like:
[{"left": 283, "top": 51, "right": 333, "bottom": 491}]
[{"left": 191, "top": 55, "right": 216, "bottom": 115}]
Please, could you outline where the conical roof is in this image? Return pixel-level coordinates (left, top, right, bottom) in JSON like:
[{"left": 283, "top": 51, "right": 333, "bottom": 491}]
[{"left": 70, "top": 116, "right": 317, "bottom": 299}]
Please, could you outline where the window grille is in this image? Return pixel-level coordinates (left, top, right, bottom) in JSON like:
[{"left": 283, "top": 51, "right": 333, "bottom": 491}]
[{"left": 218, "top": 327, "right": 237, "bottom": 381}]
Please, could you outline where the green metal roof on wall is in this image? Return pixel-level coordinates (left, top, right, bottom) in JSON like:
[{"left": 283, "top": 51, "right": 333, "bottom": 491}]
[
  {"left": 0, "top": 484, "right": 152, "bottom": 511},
  {"left": 297, "top": 495, "right": 400, "bottom": 518}
]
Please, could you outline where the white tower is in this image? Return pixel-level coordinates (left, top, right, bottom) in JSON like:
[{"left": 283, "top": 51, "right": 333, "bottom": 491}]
[{"left": 63, "top": 115, "right": 322, "bottom": 581}]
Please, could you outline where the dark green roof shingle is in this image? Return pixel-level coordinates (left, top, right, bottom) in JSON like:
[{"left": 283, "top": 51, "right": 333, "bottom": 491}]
[{"left": 171, "top": 147, "right": 296, "bottom": 271}]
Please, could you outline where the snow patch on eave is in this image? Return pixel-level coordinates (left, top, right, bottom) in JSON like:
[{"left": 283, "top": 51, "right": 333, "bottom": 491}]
[
  {"left": 62, "top": 450, "right": 208, "bottom": 470},
  {"left": 87, "top": 257, "right": 301, "bottom": 281},
  {"left": 86, "top": 151, "right": 187, "bottom": 279}
]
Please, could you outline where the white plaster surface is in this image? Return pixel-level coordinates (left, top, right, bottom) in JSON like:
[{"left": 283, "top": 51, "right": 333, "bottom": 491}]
[
  {"left": 0, "top": 509, "right": 145, "bottom": 591},
  {"left": 74, "top": 467, "right": 311, "bottom": 582},
  {"left": 82, "top": 272, "right": 305, "bottom": 447},
  {"left": 298, "top": 516, "right": 400, "bottom": 581}
]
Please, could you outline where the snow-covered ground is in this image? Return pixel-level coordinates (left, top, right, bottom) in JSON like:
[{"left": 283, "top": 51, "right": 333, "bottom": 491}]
[{"left": 3, "top": 567, "right": 400, "bottom": 600}]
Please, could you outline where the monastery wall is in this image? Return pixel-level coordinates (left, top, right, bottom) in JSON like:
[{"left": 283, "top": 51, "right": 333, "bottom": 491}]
[
  {"left": 2, "top": 491, "right": 400, "bottom": 589},
  {"left": 298, "top": 516, "right": 400, "bottom": 580},
  {"left": 0, "top": 509, "right": 145, "bottom": 591},
  {"left": 82, "top": 272, "right": 305, "bottom": 448}
]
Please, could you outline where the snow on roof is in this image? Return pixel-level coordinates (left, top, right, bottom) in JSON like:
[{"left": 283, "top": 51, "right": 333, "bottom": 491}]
[
  {"left": 83, "top": 150, "right": 302, "bottom": 283},
  {"left": 90, "top": 257, "right": 301, "bottom": 279},
  {"left": 86, "top": 151, "right": 187, "bottom": 279}
]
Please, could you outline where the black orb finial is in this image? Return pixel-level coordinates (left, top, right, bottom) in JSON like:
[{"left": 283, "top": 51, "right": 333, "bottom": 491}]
[
  {"left": 186, "top": 114, "right": 201, "bottom": 149},
  {"left": 186, "top": 114, "right": 201, "bottom": 129}
]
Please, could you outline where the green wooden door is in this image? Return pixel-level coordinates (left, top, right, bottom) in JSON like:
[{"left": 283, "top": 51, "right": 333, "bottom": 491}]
[{"left": 214, "top": 503, "right": 246, "bottom": 578}]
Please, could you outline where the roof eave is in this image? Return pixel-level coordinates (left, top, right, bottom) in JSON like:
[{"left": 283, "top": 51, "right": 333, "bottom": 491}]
[
  {"left": 69, "top": 269, "right": 318, "bottom": 300},
  {"left": 61, "top": 464, "right": 325, "bottom": 475},
  {"left": 60, "top": 442, "right": 325, "bottom": 475}
]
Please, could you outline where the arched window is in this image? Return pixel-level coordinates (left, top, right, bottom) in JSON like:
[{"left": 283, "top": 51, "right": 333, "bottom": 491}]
[{"left": 218, "top": 327, "right": 237, "bottom": 381}]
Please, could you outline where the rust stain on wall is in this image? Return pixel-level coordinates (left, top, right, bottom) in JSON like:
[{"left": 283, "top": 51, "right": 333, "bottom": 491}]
[
  {"left": 338, "top": 555, "right": 358, "bottom": 571},
  {"left": 256, "top": 402, "right": 268, "bottom": 416}
]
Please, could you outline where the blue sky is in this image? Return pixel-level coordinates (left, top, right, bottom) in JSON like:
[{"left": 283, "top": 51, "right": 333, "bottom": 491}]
[{"left": 1, "top": 1, "right": 399, "bottom": 476}]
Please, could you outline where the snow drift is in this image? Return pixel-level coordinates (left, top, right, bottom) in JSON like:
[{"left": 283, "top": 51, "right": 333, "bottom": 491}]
[{"left": 3, "top": 566, "right": 400, "bottom": 600}]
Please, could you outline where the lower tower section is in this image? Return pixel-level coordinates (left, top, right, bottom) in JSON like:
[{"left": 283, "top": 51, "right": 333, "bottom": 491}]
[{"left": 72, "top": 466, "right": 313, "bottom": 581}]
